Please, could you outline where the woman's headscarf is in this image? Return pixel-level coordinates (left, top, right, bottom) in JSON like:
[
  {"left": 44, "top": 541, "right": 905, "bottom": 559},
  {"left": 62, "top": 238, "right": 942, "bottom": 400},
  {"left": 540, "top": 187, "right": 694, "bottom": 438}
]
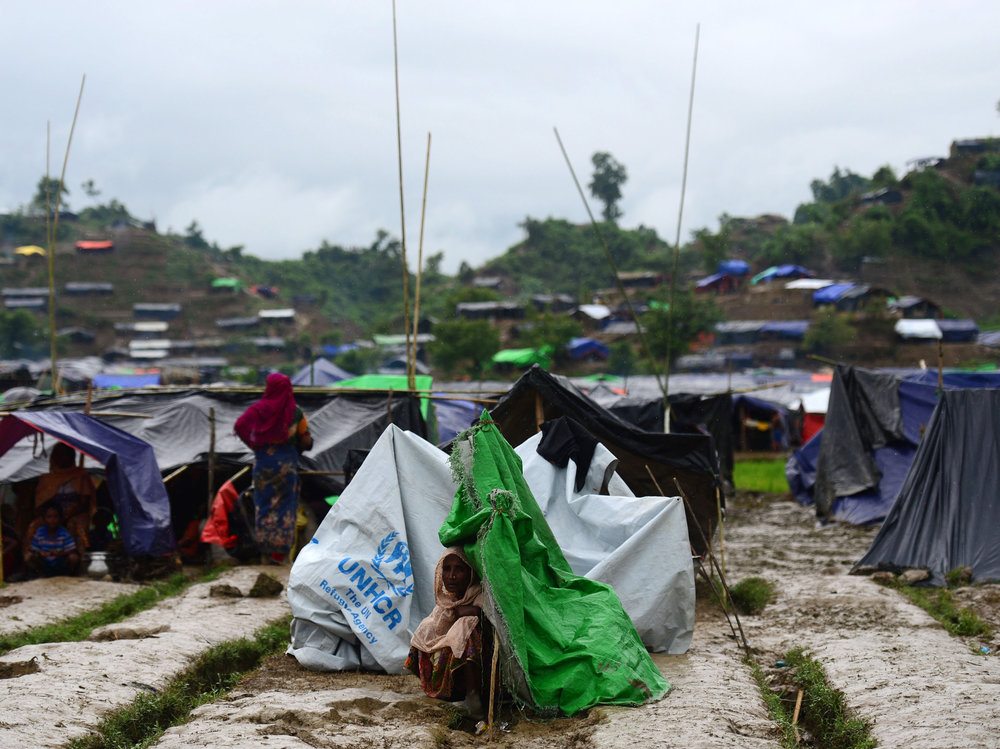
[
  {"left": 234, "top": 373, "right": 297, "bottom": 449},
  {"left": 410, "top": 547, "right": 484, "bottom": 657},
  {"left": 35, "top": 443, "right": 96, "bottom": 512}
]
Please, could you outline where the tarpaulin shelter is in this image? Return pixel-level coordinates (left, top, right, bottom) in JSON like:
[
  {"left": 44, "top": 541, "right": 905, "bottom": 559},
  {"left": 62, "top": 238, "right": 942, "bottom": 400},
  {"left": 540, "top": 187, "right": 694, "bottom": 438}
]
[
  {"left": 717, "top": 259, "right": 750, "bottom": 276},
  {"left": 936, "top": 319, "right": 979, "bottom": 343},
  {"left": 694, "top": 273, "right": 739, "bottom": 294},
  {"left": 0, "top": 411, "right": 175, "bottom": 557},
  {"left": 290, "top": 358, "right": 354, "bottom": 386},
  {"left": 488, "top": 366, "right": 722, "bottom": 555},
  {"left": 0, "top": 387, "right": 429, "bottom": 503},
  {"left": 894, "top": 319, "right": 942, "bottom": 340},
  {"left": 853, "top": 389, "right": 1000, "bottom": 586},
  {"left": 286, "top": 422, "right": 691, "bottom": 684},
  {"left": 566, "top": 337, "right": 609, "bottom": 361},
  {"left": 787, "top": 365, "right": 1000, "bottom": 524},
  {"left": 813, "top": 283, "right": 856, "bottom": 305},
  {"left": 492, "top": 347, "right": 551, "bottom": 370},
  {"left": 93, "top": 373, "right": 161, "bottom": 389},
  {"left": 440, "top": 417, "right": 670, "bottom": 714},
  {"left": 14, "top": 245, "right": 45, "bottom": 257},
  {"left": 75, "top": 240, "right": 114, "bottom": 254}
]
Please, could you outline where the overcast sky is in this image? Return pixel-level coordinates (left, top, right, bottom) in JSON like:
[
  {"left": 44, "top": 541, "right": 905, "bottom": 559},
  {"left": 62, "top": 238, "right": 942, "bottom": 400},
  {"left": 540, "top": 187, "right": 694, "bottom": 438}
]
[{"left": 3, "top": 1, "right": 999, "bottom": 273}]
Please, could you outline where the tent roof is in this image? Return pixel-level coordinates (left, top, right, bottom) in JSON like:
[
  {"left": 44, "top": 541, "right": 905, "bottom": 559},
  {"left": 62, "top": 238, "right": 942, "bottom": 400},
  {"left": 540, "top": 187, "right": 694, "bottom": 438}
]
[
  {"left": 813, "top": 283, "right": 856, "bottom": 304},
  {"left": 290, "top": 358, "right": 355, "bottom": 386},
  {"left": 0, "top": 411, "right": 174, "bottom": 557},
  {"left": 895, "top": 319, "right": 942, "bottom": 339}
]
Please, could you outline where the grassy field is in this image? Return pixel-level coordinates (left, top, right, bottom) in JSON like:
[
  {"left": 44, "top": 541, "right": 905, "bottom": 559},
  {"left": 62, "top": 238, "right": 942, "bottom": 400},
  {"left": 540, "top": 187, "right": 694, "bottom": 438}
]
[{"left": 733, "top": 457, "right": 789, "bottom": 494}]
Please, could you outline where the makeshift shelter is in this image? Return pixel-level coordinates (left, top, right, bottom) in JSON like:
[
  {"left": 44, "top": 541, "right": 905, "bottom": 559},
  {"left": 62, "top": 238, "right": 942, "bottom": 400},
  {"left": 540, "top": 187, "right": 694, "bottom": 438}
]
[
  {"left": 895, "top": 319, "right": 942, "bottom": 340},
  {"left": 566, "top": 337, "right": 609, "bottom": 361},
  {"left": 210, "top": 277, "right": 242, "bottom": 292},
  {"left": 0, "top": 411, "right": 175, "bottom": 558},
  {"left": 440, "top": 418, "right": 670, "bottom": 714},
  {"left": 936, "top": 319, "right": 979, "bottom": 343},
  {"left": 853, "top": 389, "right": 1000, "bottom": 586},
  {"left": 492, "top": 348, "right": 551, "bottom": 370},
  {"left": 488, "top": 366, "right": 722, "bottom": 555},
  {"left": 787, "top": 365, "right": 1000, "bottom": 524},
  {"left": 813, "top": 283, "right": 856, "bottom": 306},
  {"left": 290, "top": 358, "right": 354, "bottom": 386},
  {"left": 694, "top": 273, "right": 739, "bottom": 294},
  {"left": 75, "top": 240, "right": 114, "bottom": 254},
  {"left": 287, "top": 420, "right": 691, "bottom": 695},
  {"left": 718, "top": 259, "right": 750, "bottom": 276},
  {"left": 14, "top": 245, "right": 45, "bottom": 257}
]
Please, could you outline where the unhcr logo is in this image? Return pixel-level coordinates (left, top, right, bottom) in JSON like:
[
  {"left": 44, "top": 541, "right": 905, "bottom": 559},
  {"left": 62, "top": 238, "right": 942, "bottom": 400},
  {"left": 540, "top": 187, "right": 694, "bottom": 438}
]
[{"left": 370, "top": 531, "right": 413, "bottom": 597}]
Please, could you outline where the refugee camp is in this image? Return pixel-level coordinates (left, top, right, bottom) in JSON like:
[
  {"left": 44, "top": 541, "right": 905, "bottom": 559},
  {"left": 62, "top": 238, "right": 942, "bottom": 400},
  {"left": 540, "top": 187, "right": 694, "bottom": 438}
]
[{"left": 3, "top": 3, "right": 1000, "bottom": 748}]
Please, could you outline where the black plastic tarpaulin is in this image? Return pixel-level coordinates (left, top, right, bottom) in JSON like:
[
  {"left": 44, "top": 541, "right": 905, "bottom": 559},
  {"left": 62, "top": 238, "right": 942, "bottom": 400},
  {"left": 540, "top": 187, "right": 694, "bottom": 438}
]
[
  {"left": 813, "top": 365, "right": 904, "bottom": 518},
  {"left": 488, "top": 365, "right": 722, "bottom": 555},
  {"left": 854, "top": 389, "right": 1000, "bottom": 586}
]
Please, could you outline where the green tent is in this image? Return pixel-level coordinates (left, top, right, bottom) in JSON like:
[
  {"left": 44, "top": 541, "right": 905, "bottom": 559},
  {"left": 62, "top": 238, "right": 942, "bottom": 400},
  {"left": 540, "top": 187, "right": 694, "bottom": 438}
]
[
  {"left": 492, "top": 348, "right": 551, "bottom": 369},
  {"left": 331, "top": 373, "right": 436, "bottom": 435},
  {"left": 211, "top": 277, "right": 242, "bottom": 290},
  {"left": 439, "top": 414, "right": 670, "bottom": 715},
  {"left": 750, "top": 266, "right": 778, "bottom": 285}
]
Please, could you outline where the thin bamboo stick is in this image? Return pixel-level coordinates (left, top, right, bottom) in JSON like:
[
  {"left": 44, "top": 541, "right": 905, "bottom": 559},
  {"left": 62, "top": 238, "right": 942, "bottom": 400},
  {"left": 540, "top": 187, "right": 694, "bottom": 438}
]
[
  {"left": 663, "top": 26, "right": 699, "bottom": 406},
  {"left": 391, "top": 0, "right": 413, "bottom": 390},
  {"left": 411, "top": 132, "right": 432, "bottom": 389}
]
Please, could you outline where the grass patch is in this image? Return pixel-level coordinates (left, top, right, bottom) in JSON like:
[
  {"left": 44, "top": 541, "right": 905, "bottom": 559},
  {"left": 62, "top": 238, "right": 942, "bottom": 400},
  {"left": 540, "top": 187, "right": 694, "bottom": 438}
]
[
  {"left": 751, "top": 649, "right": 877, "bottom": 748},
  {"left": 734, "top": 458, "right": 789, "bottom": 493},
  {"left": 729, "top": 576, "right": 775, "bottom": 615},
  {"left": 894, "top": 584, "right": 991, "bottom": 638},
  {"left": 68, "top": 616, "right": 291, "bottom": 749},
  {"left": 0, "top": 567, "right": 225, "bottom": 657},
  {"left": 747, "top": 657, "right": 799, "bottom": 748}
]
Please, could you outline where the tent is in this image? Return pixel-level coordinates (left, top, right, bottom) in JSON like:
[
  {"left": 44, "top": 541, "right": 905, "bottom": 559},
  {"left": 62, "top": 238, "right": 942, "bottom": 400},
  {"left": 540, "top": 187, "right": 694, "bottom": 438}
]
[
  {"left": 286, "top": 423, "right": 691, "bottom": 684},
  {"left": 694, "top": 273, "right": 739, "bottom": 294},
  {"left": 0, "top": 411, "right": 175, "bottom": 557},
  {"left": 488, "top": 365, "right": 722, "bottom": 555},
  {"left": 0, "top": 388, "right": 429, "bottom": 503},
  {"left": 813, "top": 283, "right": 856, "bottom": 305},
  {"left": 566, "top": 337, "right": 609, "bottom": 361},
  {"left": 717, "top": 259, "right": 750, "bottom": 276},
  {"left": 936, "top": 319, "right": 979, "bottom": 343},
  {"left": 440, "top": 417, "right": 670, "bottom": 714},
  {"left": 853, "top": 389, "right": 1000, "bottom": 586},
  {"left": 895, "top": 319, "right": 942, "bottom": 340},
  {"left": 787, "top": 365, "right": 1000, "bottom": 524},
  {"left": 492, "top": 348, "right": 551, "bottom": 369},
  {"left": 290, "top": 358, "right": 354, "bottom": 386},
  {"left": 14, "top": 245, "right": 46, "bottom": 257}
]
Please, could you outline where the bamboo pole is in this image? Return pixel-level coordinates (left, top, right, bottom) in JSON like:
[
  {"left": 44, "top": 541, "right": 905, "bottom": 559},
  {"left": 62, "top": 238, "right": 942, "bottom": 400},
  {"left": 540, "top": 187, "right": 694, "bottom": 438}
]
[
  {"left": 488, "top": 628, "right": 500, "bottom": 740},
  {"left": 411, "top": 132, "right": 432, "bottom": 390},
  {"left": 552, "top": 127, "right": 665, "bottom": 401},
  {"left": 46, "top": 75, "right": 87, "bottom": 396},
  {"left": 792, "top": 689, "right": 804, "bottom": 743},
  {"left": 391, "top": 0, "right": 414, "bottom": 390},
  {"left": 163, "top": 465, "right": 189, "bottom": 483},
  {"left": 663, "top": 24, "right": 699, "bottom": 407},
  {"left": 207, "top": 407, "right": 216, "bottom": 525}
]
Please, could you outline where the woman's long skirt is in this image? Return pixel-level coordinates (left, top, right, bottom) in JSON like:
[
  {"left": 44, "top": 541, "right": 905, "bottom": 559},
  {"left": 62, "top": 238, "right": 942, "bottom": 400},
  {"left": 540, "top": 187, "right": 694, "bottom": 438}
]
[{"left": 252, "top": 443, "right": 299, "bottom": 555}]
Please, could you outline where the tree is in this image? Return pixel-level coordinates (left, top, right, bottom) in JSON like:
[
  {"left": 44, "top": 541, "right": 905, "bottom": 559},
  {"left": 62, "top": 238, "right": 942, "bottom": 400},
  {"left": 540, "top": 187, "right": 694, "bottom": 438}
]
[
  {"left": 0, "top": 309, "right": 45, "bottom": 358},
  {"left": 694, "top": 217, "right": 732, "bottom": 274},
  {"left": 809, "top": 167, "right": 870, "bottom": 204},
  {"left": 80, "top": 179, "right": 101, "bottom": 199},
  {"left": 803, "top": 308, "right": 854, "bottom": 356},
  {"left": 588, "top": 152, "right": 628, "bottom": 222},
  {"left": 517, "top": 311, "right": 583, "bottom": 363},
  {"left": 608, "top": 341, "right": 638, "bottom": 376},
  {"left": 641, "top": 290, "right": 723, "bottom": 364},
  {"left": 428, "top": 319, "right": 501, "bottom": 378},
  {"left": 30, "top": 176, "right": 69, "bottom": 216}
]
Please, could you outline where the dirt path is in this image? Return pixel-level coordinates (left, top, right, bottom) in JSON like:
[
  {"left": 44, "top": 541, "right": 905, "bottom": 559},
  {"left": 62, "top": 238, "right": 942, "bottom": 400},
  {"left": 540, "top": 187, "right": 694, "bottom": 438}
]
[
  {"left": 2, "top": 494, "right": 999, "bottom": 747},
  {"left": 725, "top": 494, "right": 1000, "bottom": 748},
  {"left": 0, "top": 566, "right": 289, "bottom": 748},
  {"left": 0, "top": 577, "right": 141, "bottom": 637}
]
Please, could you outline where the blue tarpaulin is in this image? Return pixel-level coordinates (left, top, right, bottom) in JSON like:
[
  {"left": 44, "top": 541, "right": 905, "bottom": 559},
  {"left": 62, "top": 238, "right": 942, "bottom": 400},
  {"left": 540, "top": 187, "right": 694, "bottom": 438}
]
[
  {"left": 93, "top": 373, "right": 161, "bottom": 389},
  {"left": 567, "top": 337, "right": 610, "bottom": 360},
  {"left": 935, "top": 319, "right": 980, "bottom": 343},
  {"left": 813, "top": 283, "right": 855, "bottom": 304},
  {"left": 717, "top": 259, "right": 750, "bottom": 276},
  {"left": 0, "top": 411, "right": 176, "bottom": 557},
  {"left": 759, "top": 320, "right": 810, "bottom": 340},
  {"left": 773, "top": 264, "right": 814, "bottom": 279},
  {"left": 786, "top": 366, "right": 1000, "bottom": 525},
  {"left": 433, "top": 395, "right": 481, "bottom": 444}
]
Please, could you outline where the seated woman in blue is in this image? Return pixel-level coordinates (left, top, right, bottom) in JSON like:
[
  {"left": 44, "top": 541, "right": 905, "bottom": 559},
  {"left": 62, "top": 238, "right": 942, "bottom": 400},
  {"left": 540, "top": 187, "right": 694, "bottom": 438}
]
[{"left": 26, "top": 505, "right": 80, "bottom": 577}]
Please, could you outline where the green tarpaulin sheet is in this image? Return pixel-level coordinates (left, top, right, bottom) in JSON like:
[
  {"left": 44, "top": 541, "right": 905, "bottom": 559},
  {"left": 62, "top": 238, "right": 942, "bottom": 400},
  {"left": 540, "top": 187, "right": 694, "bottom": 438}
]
[
  {"left": 492, "top": 348, "right": 551, "bottom": 369},
  {"left": 439, "top": 413, "right": 670, "bottom": 716}
]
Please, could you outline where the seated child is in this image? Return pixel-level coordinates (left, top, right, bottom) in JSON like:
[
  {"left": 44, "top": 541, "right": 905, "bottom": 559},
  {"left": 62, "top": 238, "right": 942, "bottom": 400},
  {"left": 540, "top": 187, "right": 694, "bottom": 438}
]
[
  {"left": 405, "top": 547, "right": 487, "bottom": 717},
  {"left": 26, "top": 505, "right": 80, "bottom": 577}
]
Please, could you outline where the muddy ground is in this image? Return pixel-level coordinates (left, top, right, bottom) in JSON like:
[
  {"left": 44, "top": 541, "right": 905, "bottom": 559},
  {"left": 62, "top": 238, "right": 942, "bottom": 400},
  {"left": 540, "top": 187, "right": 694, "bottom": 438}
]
[{"left": 1, "top": 492, "right": 999, "bottom": 748}]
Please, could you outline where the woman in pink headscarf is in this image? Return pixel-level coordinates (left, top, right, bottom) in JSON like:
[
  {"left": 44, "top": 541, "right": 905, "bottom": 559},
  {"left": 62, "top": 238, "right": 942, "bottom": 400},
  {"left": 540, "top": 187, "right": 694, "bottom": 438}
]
[
  {"left": 234, "top": 373, "right": 313, "bottom": 563},
  {"left": 405, "top": 547, "right": 488, "bottom": 716}
]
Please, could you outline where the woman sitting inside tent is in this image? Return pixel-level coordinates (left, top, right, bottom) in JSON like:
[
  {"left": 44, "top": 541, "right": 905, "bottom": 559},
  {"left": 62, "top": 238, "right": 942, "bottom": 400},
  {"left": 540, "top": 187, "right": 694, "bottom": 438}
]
[
  {"left": 24, "top": 443, "right": 97, "bottom": 562},
  {"left": 406, "top": 548, "right": 488, "bottom": 717}
]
